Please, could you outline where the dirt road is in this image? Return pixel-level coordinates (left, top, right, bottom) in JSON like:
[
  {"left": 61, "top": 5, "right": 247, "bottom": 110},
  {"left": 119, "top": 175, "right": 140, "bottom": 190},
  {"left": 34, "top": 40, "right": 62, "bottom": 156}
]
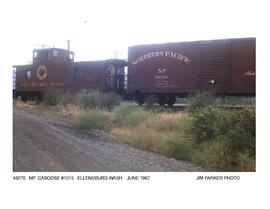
[{"left": 13, "top": 108, "right": 203, "bottom": 172}]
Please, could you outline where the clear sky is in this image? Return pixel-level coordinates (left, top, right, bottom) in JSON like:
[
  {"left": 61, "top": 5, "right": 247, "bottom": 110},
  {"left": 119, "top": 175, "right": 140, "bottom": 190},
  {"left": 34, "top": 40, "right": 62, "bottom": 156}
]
[{"left": 0, "top": 0, "right": 261, "bottom": 70}]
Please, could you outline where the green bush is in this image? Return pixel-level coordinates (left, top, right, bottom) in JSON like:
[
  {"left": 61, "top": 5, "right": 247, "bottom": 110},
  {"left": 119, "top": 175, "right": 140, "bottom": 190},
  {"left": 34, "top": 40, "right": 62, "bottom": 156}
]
[
  {"left": 190, "top": 106, "right": 233, "bottom": 141},
  {"left": 191, "top": 137, "right": 229, "bottom": 170},
  {"left": 189, "top": 104, "right": 255, "bottom": 171},
  {"left": 125, "top": 109, "right": 151, "bottom": 127},
  {"left": 43, "top": 88, "right": 61, "bottom": 106},
  {"left": 227, "top": 105, "right": 256, "bottom": 158},
  {"left": 77, "top": 89, "right": 121, "bottom": 110},
  {"left": 114, "top": 103, "right": 151, "bottom": 127},
  {"left": 58, "top": 90, "right": 76, "bottom": 106},
  {"left": 145, "top": 95, "right": 157, "bottom": 107},
  {"left": 187, "top": 90, "right": 216, "bottom": 112},
  {"left": 216, "top": 96, "right": 255, "bottom": 106},
  {"left": 113, "top": 103, "right": 138, "bottom": 119},
  {"left": 71, "top": 109, "right": 111, "bottom": 130},
  {"left": 164, "top": 137, "right": 193, "bottom": 161},
  {"left": 43, "top": 88, "right": 78, "bottom": 106},
  {"left": 236, "top": 151, "right": 256, "bottom": 171}
]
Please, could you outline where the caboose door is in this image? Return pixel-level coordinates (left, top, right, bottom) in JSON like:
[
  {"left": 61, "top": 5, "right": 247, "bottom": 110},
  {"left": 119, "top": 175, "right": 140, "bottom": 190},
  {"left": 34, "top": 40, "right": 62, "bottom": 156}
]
[{"left": 105, "top": 62, "right": 125, "bottom": 93}]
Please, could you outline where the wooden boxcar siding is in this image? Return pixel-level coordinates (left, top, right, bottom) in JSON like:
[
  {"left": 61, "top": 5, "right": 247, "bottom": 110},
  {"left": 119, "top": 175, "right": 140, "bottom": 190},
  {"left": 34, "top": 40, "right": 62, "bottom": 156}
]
[
  {"left": 127, "top": 42, "right": 200, "bottom": 93},
  {"left": 230, "top": 38, "right": 256, "bottom": 94},
  {"left": 15, "top": 63, "right": 73, "bottom": 92},
  {"left": 128, "top": 38, "right": 255, "bottom": 95},
  {"left": 199, "top": 39, "right": 232, "bottom": 93},
  {"left": 72, "top": 61, "right": 107, "bottom": 91}
]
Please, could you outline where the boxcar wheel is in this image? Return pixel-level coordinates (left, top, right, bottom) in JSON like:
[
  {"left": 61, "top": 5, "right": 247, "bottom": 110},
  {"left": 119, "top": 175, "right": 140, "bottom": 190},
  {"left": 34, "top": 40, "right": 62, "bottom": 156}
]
[
  {"left": 158, "top": 95, "right": 167, "bottom": 106},
  {"left": 135, "top": 94, "right": 145, "bottom": 105},
  {"left": 167, "top": 96, "right": 176, "bottom": 106},
  {"left": 21, "top": 95, "right": 28, "bottom": 102}
]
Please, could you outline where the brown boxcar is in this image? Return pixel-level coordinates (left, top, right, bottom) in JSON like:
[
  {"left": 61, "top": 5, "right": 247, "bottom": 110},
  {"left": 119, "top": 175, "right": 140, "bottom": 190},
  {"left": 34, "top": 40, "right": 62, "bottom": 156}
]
[
  {"left": 127, "top": 38, "right": 255, "bottom": 104},
  {"left": 14, "top": 48, "right": 126, "bottom": 101}
]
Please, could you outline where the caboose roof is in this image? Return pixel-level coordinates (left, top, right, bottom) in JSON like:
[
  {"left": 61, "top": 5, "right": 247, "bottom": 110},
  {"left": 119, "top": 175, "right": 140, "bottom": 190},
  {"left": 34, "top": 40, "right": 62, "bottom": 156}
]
[{"left": 33, "top": 47, "right": 74, "bottom": 54}]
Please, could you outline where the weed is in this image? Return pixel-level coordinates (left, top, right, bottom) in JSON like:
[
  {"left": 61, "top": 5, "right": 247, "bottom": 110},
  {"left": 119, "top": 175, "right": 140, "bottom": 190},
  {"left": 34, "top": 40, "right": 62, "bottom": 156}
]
[
  {"left": 113, "top": 102, "right": 151, "bottom": 127},
  {"left": 71, "top": 109, "right": 112, "bottom": 130},
  {"left": 187, "top": 90, "right": 216, "bottom": 112},
  {"left": 77, "top": 89, "right": 121, "bottom": 110},
  {"left": 189, "top": 104, "right": 255, "bottom": 171},
  {"left": 43, "top": 88, "right": 61, "bottom": 106}
]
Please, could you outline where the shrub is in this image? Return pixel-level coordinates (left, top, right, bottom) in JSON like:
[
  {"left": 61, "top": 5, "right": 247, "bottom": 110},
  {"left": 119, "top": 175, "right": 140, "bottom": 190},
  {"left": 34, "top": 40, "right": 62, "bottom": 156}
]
[
  {"left": 111, "top": 110, "right": 195, "bottom": 162},
  {"left": 190, "top": 106, "right": 233, "bottom": 141},
  {"left": 125, "top": 109, "right": 151, "bottom": 127},
  {"left": 113, "top": 103, "right": 151, "bottom": 127},
  {"left": 145, "top": 95, "right": 157, "bottom": 107},
  {"left": 189, "top": 104, "right": 255, "bottom": 171},
  {"left": 191, "top": 137, "right": 229, "bottom": 170},
  {"left": 164, "top": 136, "right": 193, "bottom": 161},
  {"left": 187, "top": 90, "right": 216, "bottom": 112},
  {"left": 71, "top": 109, "right": 112, "bottom": 130},
  {"left": 77, "top": 89, "right": 121, "bottom": 110},
  {"left": 97, "top": 91, "right": 122, "bottom": 110},
  {"left": 236, "top": 151, "right": 255, "bottom": 171},
  {"left": 216, "top": 96, "right": 256, "bottom": 106},
  {"left": 113, "top": 102, "right": 137, "bottom": 118},
  {"left": 227, "top": 105, "right": 256, "bottom": 158},
  {"left": 58, "top": 90, "right": 76, "bottom": 106},
  {"left": 43, "top": 88, "right": 61, "bottom": 106}
]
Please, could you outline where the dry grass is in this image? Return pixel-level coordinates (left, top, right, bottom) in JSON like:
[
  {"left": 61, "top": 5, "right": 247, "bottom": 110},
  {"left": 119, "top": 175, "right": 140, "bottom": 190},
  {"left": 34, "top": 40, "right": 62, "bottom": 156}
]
[
  {"left": 111, "top": 126, "right": 164, "bottom": 152},
  {"left": 55, "top": 104, "right": 81, "bottom": 119},
  {"left": 13, "top": 101, "right": 43, "bottom": 114},
  {"left": 13, "top": 95, "right": 255, "bottom": 171},
  {"left": 14, "top": 101, "right": 37, "bottom": 109},
  {"left": 110, "top": 112, "right": 189, "bottom": 153},
  {"left": 145, "top": 112, "right": 183, "bottom": 132}
]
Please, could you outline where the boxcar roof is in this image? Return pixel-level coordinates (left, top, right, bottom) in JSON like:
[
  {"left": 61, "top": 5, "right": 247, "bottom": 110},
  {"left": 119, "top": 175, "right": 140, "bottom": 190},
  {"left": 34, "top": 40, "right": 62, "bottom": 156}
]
[{"left": 128, "top": 37, "right": 256, "bottom": 48}]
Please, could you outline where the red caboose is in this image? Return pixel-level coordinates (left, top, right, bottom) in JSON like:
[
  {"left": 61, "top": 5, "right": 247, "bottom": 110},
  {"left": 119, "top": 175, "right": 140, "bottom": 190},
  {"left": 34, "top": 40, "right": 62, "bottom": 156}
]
[{"left": 13, "top": 47, "right": 126, "bottom": 101}]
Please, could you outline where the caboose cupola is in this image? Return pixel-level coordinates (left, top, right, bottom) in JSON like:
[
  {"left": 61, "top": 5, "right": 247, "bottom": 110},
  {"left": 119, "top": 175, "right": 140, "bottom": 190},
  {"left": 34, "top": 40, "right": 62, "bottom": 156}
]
[{"left": 32, "top": 48, "right": 74, "bottom": 65}]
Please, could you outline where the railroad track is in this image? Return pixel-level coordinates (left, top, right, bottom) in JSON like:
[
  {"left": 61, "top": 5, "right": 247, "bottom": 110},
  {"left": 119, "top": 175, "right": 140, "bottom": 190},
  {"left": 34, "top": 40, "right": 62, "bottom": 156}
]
[{"left": 138, "top": 103, "right": 250, "bottom": 112}]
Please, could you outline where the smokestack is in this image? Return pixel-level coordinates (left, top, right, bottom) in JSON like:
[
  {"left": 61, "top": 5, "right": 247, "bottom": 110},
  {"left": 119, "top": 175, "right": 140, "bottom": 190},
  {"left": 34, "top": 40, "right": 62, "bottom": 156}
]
[{"left": 67, "top": 40, "right": 70, "bottom": 51}]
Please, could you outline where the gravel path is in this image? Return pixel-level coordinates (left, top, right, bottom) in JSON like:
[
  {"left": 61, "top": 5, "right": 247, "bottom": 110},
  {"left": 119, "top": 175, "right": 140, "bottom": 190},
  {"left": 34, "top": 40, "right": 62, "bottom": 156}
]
[{"left": 13, "top": 108, "right": 203, "bottom": 172}]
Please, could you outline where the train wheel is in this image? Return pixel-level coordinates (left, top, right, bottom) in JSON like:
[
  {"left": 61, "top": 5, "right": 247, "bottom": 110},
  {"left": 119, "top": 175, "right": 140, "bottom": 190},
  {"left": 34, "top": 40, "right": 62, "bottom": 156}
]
[
  {"left": 157, "top": 95, "right": 167, "bottom": 106},
  {"left": 21, "top": 95, "right": 28, "bottom": 102},
  {"left": 135, "top": 94, "right": 145, "bottom": 105},
  {"left": 167, "top": 96, "right": 176, "bottom": 106}
]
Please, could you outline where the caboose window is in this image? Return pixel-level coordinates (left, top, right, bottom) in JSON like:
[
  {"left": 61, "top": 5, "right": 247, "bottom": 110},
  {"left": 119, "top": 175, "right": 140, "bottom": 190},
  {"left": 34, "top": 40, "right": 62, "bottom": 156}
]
[
  {"left": 53, "top": 50, "right": 58, "bottom": 57},
  {"left": 26, "top": 70, "right": 31, "bottom": 79},
  {"left": 34, "top": 51, "right": 38, "bottom": 58},
  {"left": 47, "top": 51, "right": 52, "bottom": 59},
  {"left": 69, "top": 53, "right": 74, "bottom": 60}
]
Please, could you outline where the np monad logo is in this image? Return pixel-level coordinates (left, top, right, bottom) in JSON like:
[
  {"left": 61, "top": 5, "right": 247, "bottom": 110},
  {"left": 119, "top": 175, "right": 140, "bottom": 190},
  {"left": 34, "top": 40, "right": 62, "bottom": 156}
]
[{"left": 36, "top": 65, "right": 47, "bottom": 80}]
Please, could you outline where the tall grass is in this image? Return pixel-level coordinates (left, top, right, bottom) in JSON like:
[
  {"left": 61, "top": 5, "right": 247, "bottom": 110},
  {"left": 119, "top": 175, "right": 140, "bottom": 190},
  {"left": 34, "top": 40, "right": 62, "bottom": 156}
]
[
  {"left": 113, "top": 102, "right": 151, "bottom": 127},
  {"left": 189, "top": 104, "right": 255, "bottom": 171},
  {"left": 111, "top": 111, "right": 194, "bottom": 161},
  {"left": 76, "top": 89, "right": 122, "bottom": 110},
  {"left": 187, "top": 90, "right": 216, "bottom": 112},
  {"left": 43, "top": 88, "right": 122, "bottom": 110},
  {"left": 17, "top": 89, "right": 256, "bottom": 171}
]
